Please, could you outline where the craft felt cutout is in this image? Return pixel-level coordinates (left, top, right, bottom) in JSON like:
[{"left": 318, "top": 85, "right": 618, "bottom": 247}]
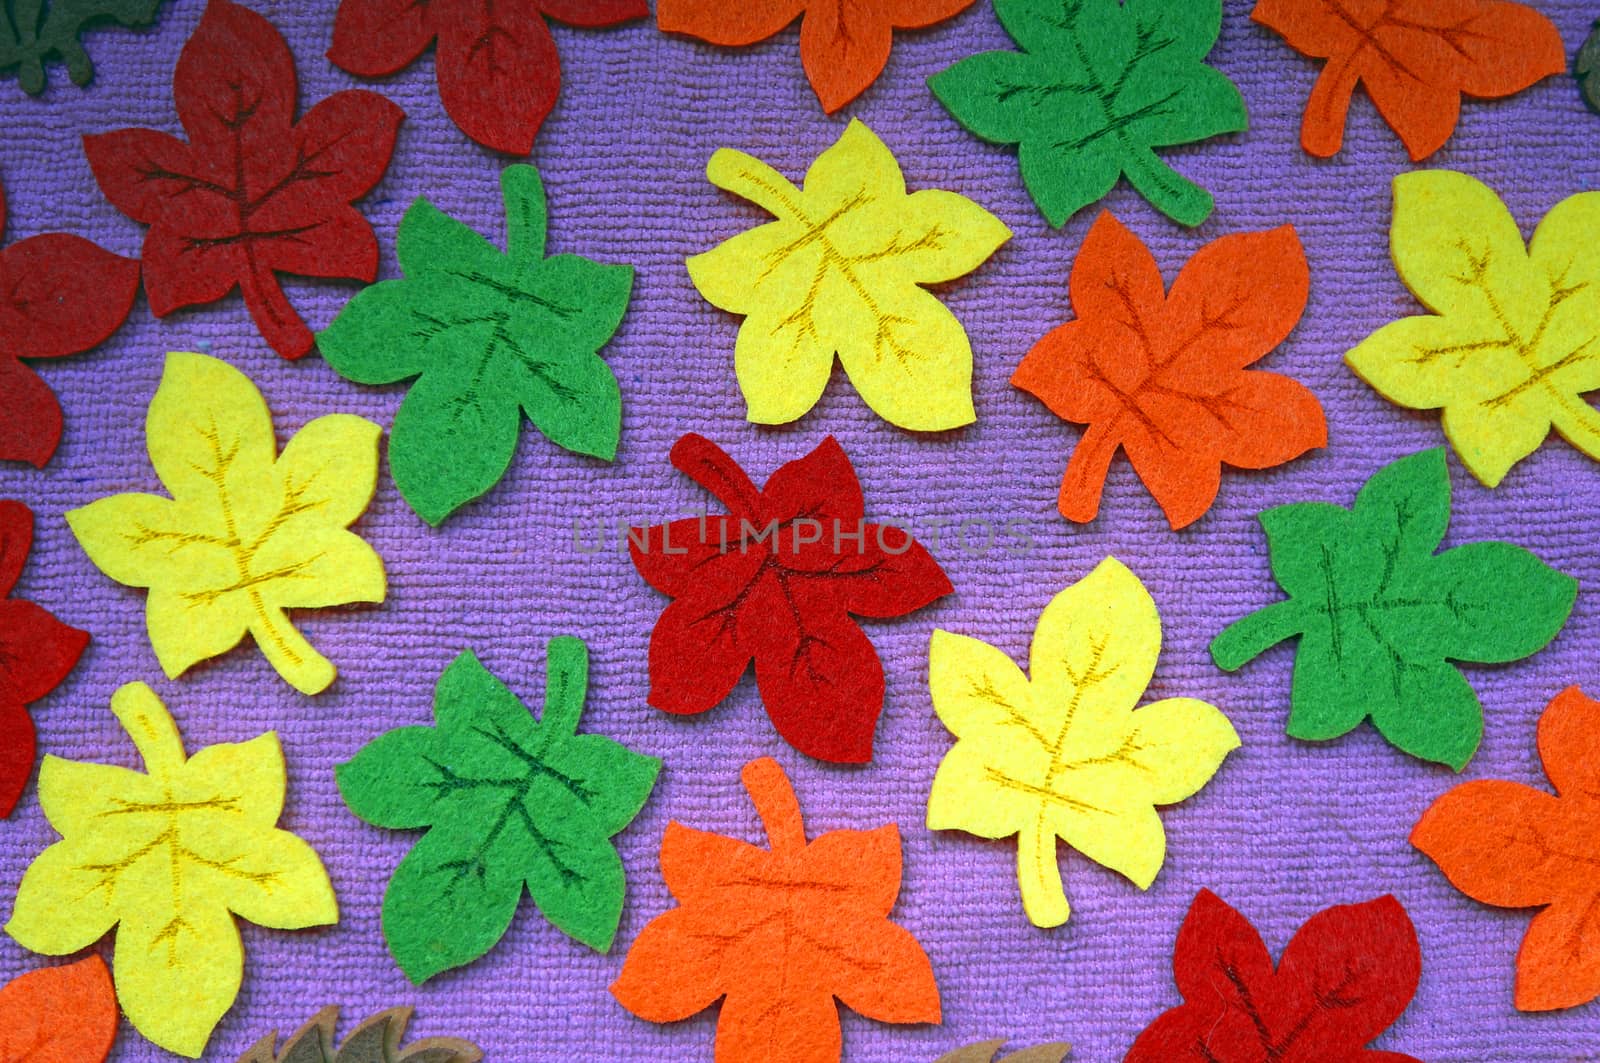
[
  {"left": 0, "top": 175, "right": 140, "bottom": 468},
  {"left": 66, "top": 352, "right": 385, "bottom": 695},
  {"left": 689, "top": 119, "right": 1009, "bottom": 432},
  {"left": 1346, "top": 171, "right": 1600, "bottom": 487},
  {"left": 927, "top": 557, "right": 1238, "bottom": 929},
  {"left": 928, "top": 0, "right": 1246, "bottom": 227},
  {"left": 237, "top": 1007, "right": 483, "bottom": 1063},
  {"left": 1125, "top": 890, "right": 1421, "bottom": 1062},
  {"left": 1412, "top": 686, "right": 1600, "bottom": 1011},
  {"left": 1210, "top": 448, "right": 1575, "bottom": 770},
  {"left": 329, "top": 0, "right": 646, "bottom": 155},
  {"left": 82, "top": 0, "right": 402, "bottom": 360},
  {"left": 1579, "top": 21, "right": 1600, "bottom": 115},
  {"left": 934, "top": 1041, "right": 1071, "bottom": 1063},
  {"left": 0, "top": 956, "right": 118, "bottom": 1063},
  {"left": 611, "top": 757, "right": 941, "bottom": 1063},
  {"left": 337, "top": 640, "right": 660, "bottom": 984},
  {"left": 0, "top": 0, "right": 164, "bottom": 94},
  {"left": 4, "top": 682, "right": 338, "bottom": 1058},
  {"left": 630, "top": 433, "right": 952, "bottom": 764},
  {"left": 1013, "top": 212, "right": 1323, "bottom": 529},
  {"left": 319, "top": 164, "right": 633, "bottom": 526},
  {"left": 657, "top": 0, "right": 972, "bottom": 112},
  {"left": 0, "top": 501, "right": 89, "bottom": 819},
  {"left": 1253, "top": 0, "right": 1565, "bottom": 161}
]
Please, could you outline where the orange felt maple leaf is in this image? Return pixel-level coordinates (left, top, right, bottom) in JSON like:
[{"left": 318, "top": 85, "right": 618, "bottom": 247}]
[
  {"left": 1412, "top": 686, "right": 1600, "bottom": 1011},
  {"left": 611, "top": 757, "right": 940, "bottom": 1062},
  {"left": 0, "top": 955, "right": 118, "bottom": 1062},
  {"left": 657, "top": 0, "right": 973, "bottom": 112},
  {"left": 1012, "top": 211, "right": 1324, "bottom": 530},
  {"left": 1253, "top": 0, "right": 1566, "bottom": 161}
]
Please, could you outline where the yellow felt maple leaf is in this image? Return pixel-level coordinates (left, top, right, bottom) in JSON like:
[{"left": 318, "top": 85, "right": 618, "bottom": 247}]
[
  {"left": 1347, "top": 170, "right": 1600, "bottom": 487},
  {"left": 4, "top": 682, "right": 337, "bottom": 1058},
  {"left": 688, "top": 119, "right": 1011, "bottom": 432},
  {"left": 926, "top": 557, "right": 1238, "bottom": 929},
  {"left": 67, "top": 351, "right": 385, "bottom": 694}
]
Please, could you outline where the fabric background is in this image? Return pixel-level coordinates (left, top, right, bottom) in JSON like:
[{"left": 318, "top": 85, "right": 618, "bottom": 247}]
[{"left": 3, "top": 1, "right": 1599, "bottom": 1059}]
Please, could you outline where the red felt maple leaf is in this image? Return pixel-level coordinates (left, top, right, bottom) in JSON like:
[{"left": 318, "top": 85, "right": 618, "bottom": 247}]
[
  {"left": 0, "top": 501, "right": 90, "bottom": 819},
  {"left": 0, "top": 177, "right": 140, "bottom": 468},
  {"left": 1253, "top": 0, "right": 1565, "bottom": 161},
  {"left": 611, "top": 757, "right": 940, "bottom": 1062},
  {"left": 328, "top": 0, "right": 648, "bottom": 155},
  {"left": 1012, "top": 211, "right": 1324, "bottom": 530},
  {"left": 629, "top": 433, "right": 951, "bottom": 764},
  {"left": 83, "top": 0, "right": 403, "bottom": 360},
  {"left": 1412, "top": 686, "right": 1600, "bottom": 1011},
  {"left": 657, "top": 0, "right": 974, "bottom": 112},
  {"left": 1127, "top": 889, "right": 1422, "bottom": 1062}
]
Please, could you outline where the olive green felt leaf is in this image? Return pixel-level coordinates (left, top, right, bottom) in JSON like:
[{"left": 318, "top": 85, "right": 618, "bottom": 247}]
[
  {"left": 336, "top": 638, "right": 660, "bottom": 984},
  {"left": 934, "top": 1040, "right": 1072, "bottom": 1063},
  {"left": 927, "top": 0, "right": 1246, "bottom": 227},
  {"left": 318, "top": 164, "right": 633, "bottom": 526},
  {"left": 1578, "top": 20, "right": 1600, "bottom": 115},
  {"left": 1210, "top": 448, "right": 1576, "bottom": 770},
  {"left": 236, "top": 1006, "right": 482, "bottom": 1063},
  {"left": 1, "top": 0, "right": 165, "bottom": 95}
]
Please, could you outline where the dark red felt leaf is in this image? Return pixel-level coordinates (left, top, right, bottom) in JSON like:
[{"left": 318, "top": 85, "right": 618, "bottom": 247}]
[
  {"left": 629, "top": 434, "right": 951, "bottom": 764},
  {"left": 0, "top": 178, "right": 140, "bottom": 468},
  {"left": 328, "top": 0, "right": 648, "bottom": 156},
  {"left": 0, "top": 501, "right": 89, "bottom": 818},
  {"left": 1126, "top": 889, "right": 1422, "bottom": 1063},
  {"left": 84, "top": 0, "right": 402, "bottom": 360}
]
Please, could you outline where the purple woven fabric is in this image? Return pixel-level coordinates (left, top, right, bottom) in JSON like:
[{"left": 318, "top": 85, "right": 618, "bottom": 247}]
[{"left": 3, "top": 2, "right": 1600, "bottom": 1059}]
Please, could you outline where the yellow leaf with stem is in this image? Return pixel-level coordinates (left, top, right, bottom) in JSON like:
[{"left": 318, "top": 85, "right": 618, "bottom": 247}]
[
  {"left": 926, "top": 557, "right": 1239, "bottom": 928},
  {"left": 1347, "top": 171, "right": 1600, "bottom": 487},
  {"left": 688, "top": 119, "right": 1011, "bottom": 432},
  {"left": 4, "top": 682, "right": 337, "bottom": 1058},
  {"left": 67, "top": 352, "right": 385, "bottom": 694}
]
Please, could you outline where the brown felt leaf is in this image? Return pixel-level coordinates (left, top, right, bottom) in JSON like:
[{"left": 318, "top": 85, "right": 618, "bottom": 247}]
[
  {"left": 934, "top": 1040, "right": 1072, "bottom": 1063},
  {"left": 235, "top": 1007, "right": 482, "bottom": 1063}
]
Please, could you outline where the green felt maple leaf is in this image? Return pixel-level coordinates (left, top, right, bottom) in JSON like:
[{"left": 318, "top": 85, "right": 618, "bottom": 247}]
[
  {"left": 1210, "top": 449, "right": 1576, "bottom": 770},
  {"left": 237, "top": 1006, "right": 482, "bottom": 1063},
  {"left": 336, "top": 638, "right": 660, "bottom": 984},
  {"left": 318, "top": 163, "right": 634, "bottom": 526},
  {"left": 1, "top": 0, "right": 165, "bottom": 95},
  {"left": 928, "top": 0, "right": 1245, "bottom": 227}
]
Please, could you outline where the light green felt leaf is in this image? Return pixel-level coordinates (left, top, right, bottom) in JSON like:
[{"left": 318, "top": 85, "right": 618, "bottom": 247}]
[
  {"left": 318, "top": 164, "right": 634, "bottom": 526},
  {"left": 0, "top": 0, "right": 165, "bottom": 95},
  {"left": 336, "top": 638, "right": 661, "bottom": 984},
  {"left": 1210, "top": 448, "right": 1576, "bottom": 770},
  {"left": 928, "top": 0, "right": 1245, "bottom": 227}
]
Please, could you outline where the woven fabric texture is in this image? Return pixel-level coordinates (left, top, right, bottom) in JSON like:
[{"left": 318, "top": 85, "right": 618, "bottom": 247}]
[{"left": 3, "top": 1, "right": 1600, "bottom": 1060}]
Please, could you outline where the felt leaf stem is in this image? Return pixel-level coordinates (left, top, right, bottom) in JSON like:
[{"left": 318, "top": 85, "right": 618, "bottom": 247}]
[
  {"left": 0, "top": 956, "right": 118, "bottom": 1063},
  {"left": 67, "top": 352, "right": 386, "bottom": 695},
  {"left": 0, "top": 174, "right": 141, "bottom": 468},
  {"left": 0, "top": 501, "right": 89, "bottom": 818},
  {"left": 1347, "top": 171, "right": 1600, "bottom": 487},
  {"left": 934, "top": 1041, "right": 1071, "bottom": 1063},
  {"left": 83, "top": 0, "right": 403, "bottom": 359},
  {"left": 329, "top": 0, "right": 647, "bottom": 154},
  {"left": 611, "top": 756, "right": 941, "bottom": 1063},
  {"left": 1412, "top": 686, "right": 1600, "bottom": 1011},
  {"left": 1253, "top": 0, "right": 1565, "bottom": 160},
  {"left": 319, "top": 164, "right": 633, "bottom": 525},
  {"left": 1126, "top": 890, "right": 1422, "bottom": 1061},
  {"left": 630, "top": 433, "right": 952, "bottom": 763},
  {"left": 4, "top": 682, "right": 338, "bottom": 1058},
  {"left": 237, "top": 1006, "right": 483, "bottom": 1063},
  {"left": 1210, "top": 448, "right": 1575, "bottom": 770},
  {"left": 337, "top": 640, "right": 660, "bottom": 983},
  {"left": 689, "top": 119, "right": 1009, "bottom": 431},
  {"left": 1013, "top": 212, "right": 1323, "bottom": 529},
  {"left": 0, "top": 0, "right": 165, "bottom": 94},
  {"left": 927, "top": 557, "right": 1238, "bottom": 928},
  {"left": 928, "top": 0, "right": 1247, "bottom": 226},
  {"left": 657, "top": 0, "right": 972, "bottom": 111}
]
